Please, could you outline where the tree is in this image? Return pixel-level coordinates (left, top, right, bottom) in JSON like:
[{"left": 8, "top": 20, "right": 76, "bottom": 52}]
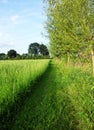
[
  {"left": 16, "top": 53, "right": 21, "bottom": 59},
  {"left": 7, "top": 49, "right": 17, "bottom": 58},
  {"left": 0, "top": 53, "right": 6, "bottom": 60},
  {"left": 45, "top": 0, "right": 94, "bottom": 73},
  {"left": 40, "top": 44, "right": 49, "bottom": 56},
  {"left": 21, "top": 53, "right": 29, "bottom": 59},
  {"left": 28, "top": 42, "right": 40, "bottom": 57},
  {"left": 28, "top": 42, "right": 49, "bottom": 58}
]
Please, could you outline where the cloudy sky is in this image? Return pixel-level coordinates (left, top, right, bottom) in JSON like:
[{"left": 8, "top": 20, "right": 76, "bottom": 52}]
[{"left": 0, "top": 0, "right": 48, "bottom": 54}]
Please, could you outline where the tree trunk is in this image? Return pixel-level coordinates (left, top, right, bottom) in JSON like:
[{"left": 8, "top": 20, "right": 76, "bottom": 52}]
[{"left": 91, "top": 47, "right": 94, "bottom": 75}]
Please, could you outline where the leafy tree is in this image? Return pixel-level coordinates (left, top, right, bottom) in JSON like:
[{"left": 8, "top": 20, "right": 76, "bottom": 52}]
[
  {"left": 45, "top": 0, "right": 94, "bottom": 73},
  {"left": 0, "top": 53, "right": 6, "bottom": 60},
  {"left": 21, "top": 53, "right": 29, "bottom": 59},
  {"left": 28, "top": 43, "right": 49, "bottom": 58},
  {"left": 15, "top": 53, "right": 22, "bottom": 59},
  {"left": 28, "top": 42, "right": 40, "bottom": 56},
  {"left": 40, "top": 44, "right": 49, "bottom": 56},
  {"left": 7, "top": 49, "right": 17, "bottom": 59}
]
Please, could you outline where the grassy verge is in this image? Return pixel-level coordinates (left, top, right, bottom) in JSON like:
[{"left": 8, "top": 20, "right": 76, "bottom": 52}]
[
  {"left": 1, "top": 60, "right": 94, "bottom": 130},
  {"left": 56, "top": 59, "right": 94, "bottom": 130}
]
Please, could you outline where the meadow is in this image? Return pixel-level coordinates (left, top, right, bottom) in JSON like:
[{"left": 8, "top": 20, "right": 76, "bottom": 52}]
[
  {"left": 0, "top": 59, "right": 94, "bottom": 130},
  {"left": 0, "top": 60, "right": 49, "bottom": 115}
]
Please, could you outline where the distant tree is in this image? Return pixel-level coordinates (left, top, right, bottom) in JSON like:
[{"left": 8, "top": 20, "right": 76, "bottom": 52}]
[
  {"left": 0, "top": 53, "right": 6, "bottom": 60},
  {"left": 28, "top": 42, "right": 49, "bottom": 58},
  {"left": 7, "top": 49, "right": 17, "bottom": 58},
  {"left": 40, "top": 44, "right": 49, "bottom": 56},
  {"left": 28, "top": 42, "right": 40, "bottom": 56},
  {"left": 15, "top": 53, "right": 21, "bottom": 59},
  {"left": 21, "top": 53, "right": 28, "bottom": 59}
]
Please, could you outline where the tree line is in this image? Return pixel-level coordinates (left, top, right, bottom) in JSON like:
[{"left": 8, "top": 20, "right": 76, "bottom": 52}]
[
  {"left": 45, "top": 0, "right": 94, "bottom": 73},
  {"left": 0, "top": 42, "right": 49, "bottom": 60}
]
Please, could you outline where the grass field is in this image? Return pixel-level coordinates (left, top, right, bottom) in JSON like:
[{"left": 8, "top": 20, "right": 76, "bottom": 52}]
[
  {"left": 0, "top": 59, "right": 94, "bottom": 130},
  {"left": 0, "top": 60, "right": 49, "bottom": 115}
]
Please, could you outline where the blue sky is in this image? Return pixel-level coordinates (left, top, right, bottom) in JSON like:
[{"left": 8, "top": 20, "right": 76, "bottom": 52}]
[{"left": 0, "top": 0, "right": 48, "bottom": 54}]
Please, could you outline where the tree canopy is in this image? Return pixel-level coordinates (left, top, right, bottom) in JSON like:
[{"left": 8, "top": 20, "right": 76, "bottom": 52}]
[
  {"left": 28, "top": 42, "right": 40, "bottom": 56},
  {"left": 45, "top": 0, "right": 94, "bottom": 73},
  {"left": 40, "top": 44, "right": 49, "bottom": 56},
  {"left": 28, "top": 42, "right": 49, "bottom": 57},
  {"left": 0, "top": 42, "right": 49, "bottom": 60},
  {"left": 7, "top": 49, "right": 17, "bottom": 59},
  {"left": 0, "top": 53, "right": 6, "bottom": 60}
]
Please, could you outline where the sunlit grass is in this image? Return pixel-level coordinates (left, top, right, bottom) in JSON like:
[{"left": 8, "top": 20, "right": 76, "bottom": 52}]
[
  {"left": 0, "top": 59, "right": 94, "bottom": 130},
  {"left": 0, "top": 59, "right": 50, "bottom": 114},
  {"left": 12, "top": 60, "right": 94, "bottom": 130},
  {"left": 55, "top": 60, "right": 94, "bottom": 129}
]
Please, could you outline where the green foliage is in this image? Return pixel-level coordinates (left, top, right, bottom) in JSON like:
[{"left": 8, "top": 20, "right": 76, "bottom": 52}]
[
  {"left": 0, "top": 60, "right": 50, "bottom": 115},
  {"left": 55, "top": 59, "right": 94, "bottom": 129},
  {"left": 0, "top": 53, "right": 6, "bottom": 60},
  {"left": 28, "top": 42, "right": 40, "bottom": 56},
  {"left": 2, "top": 60, "right": 93, "bottom": 130},
  {"left": 40, "top": 44, "right": 49, "bottom": 56},
  {"left": 45, "top": 0, "right": 94, "bottom": 61},
  {"left": 21, "top": 53, "right": 29, "bottom": 59},
  {"left": 7, "top": 49, "right": 17, "bottom": 59},
  {"left": 15, "top": 53, "right": 22, "bottom": 59},
  {"left": 28, "top": 42, "right": 49, "bottom": 58}
]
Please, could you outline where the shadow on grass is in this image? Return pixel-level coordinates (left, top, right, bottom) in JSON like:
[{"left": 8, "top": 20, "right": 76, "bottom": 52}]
[
  {"left": 0, "top": 62, "right": 50, "bottom": 130},
  {"left": 0, "top": 61, "right": 79, "bottom": 130}
]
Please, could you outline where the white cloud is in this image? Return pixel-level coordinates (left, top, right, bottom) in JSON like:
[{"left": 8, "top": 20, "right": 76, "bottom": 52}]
[{"left": 10, "top": 14, "right": 20, "bottom": 24}]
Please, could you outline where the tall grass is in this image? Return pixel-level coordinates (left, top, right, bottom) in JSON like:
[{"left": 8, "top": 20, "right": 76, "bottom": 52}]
[
  {"left": 11, "top": 60, "right": 94, "bottom": 130},
  {"left": 0, "top": 59, "right": 49, "bottom": 114},
  {"left": 0, "top": 59, "right": 93, "bottom": 129},
  {"left": 55, "top": 59, "right": 94, "bottom": 130}
]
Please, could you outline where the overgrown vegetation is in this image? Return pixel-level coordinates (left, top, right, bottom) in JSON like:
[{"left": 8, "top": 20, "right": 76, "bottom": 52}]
[
  {"left": 45, "top": 0, "right": 94, "bottom": 73},
  {"left": 1, "top": 60, "right": 93, "bottom": 130},
  {"left": 0, "top": 0, "right": 94, "bottom": 129},
  {"left": 0, "top": 60, "right": 49, "bottom": 116},
  {"left": 55, "top": 59, "right": 94, "bottom": 130}
]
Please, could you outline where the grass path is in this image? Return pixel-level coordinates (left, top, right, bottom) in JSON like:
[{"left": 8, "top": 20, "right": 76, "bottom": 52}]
[
  {"left": 9, "top": 61, "right": 78, "bottom": 130},
  {"left": 1, "top": 60, "right": 93, "bottom": 130}
]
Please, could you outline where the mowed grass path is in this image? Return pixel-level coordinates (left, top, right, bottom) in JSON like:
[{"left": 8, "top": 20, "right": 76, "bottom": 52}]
[{"left": 11, "top": 61, "right": 78, "bottom": 130}]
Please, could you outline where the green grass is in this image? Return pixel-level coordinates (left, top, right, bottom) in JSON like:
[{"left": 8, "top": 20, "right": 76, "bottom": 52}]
[
  {"left": 56, "top": 60, "right": 94, "bottom": 130},
  {"left": 0, "top": 60, "right": 49, "bottom": 115},
  {"left": 0, "top": 60, "right": 94, "bottom": 130}
]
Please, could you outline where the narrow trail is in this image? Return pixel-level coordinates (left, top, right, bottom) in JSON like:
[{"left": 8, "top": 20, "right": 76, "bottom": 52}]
[
  {"left": 12, "top": 62, "right": 58, "bottom": 130},
  {"left": 1, "top": 62, "right": 78, "bottom": 130}
]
